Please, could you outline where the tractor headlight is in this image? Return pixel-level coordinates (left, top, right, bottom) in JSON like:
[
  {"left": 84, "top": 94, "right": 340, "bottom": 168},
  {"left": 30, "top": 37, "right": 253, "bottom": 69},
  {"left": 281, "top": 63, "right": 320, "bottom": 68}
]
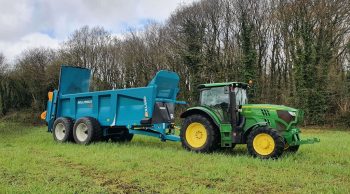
[
  {"left": 288, "top": 111, "right": 296, "bottom": 117},
  {"left": 277, "top": 110, "right": 295, "bottom": 124}
]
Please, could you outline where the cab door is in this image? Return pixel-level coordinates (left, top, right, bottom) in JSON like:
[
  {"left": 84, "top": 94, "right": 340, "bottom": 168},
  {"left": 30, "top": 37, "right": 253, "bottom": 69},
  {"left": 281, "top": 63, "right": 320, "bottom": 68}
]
[{"left": 199, "top": 86, "right": 231, "bottom": 123}]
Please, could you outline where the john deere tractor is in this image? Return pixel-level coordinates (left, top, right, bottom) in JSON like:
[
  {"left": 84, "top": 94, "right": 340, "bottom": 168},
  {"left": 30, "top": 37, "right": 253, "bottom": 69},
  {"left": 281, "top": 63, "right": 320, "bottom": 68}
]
[{"left": 180, "top": 82, "right": 319, "bottom": 159}]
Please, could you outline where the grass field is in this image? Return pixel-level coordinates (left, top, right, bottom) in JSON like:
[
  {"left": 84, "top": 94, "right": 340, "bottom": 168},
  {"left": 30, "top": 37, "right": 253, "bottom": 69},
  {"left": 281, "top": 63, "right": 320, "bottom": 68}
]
[{"left": 0, "top": 122, "right": 349, "bottom": 194}]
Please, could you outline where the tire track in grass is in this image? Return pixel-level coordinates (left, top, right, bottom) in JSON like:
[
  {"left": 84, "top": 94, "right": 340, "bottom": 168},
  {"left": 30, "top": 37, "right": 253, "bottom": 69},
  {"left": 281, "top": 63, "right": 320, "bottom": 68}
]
[
  {"left": 49, "top": 155, "right": 159, "bottom": 194},
  {"left": 0, "top": 167, "right": 28, "bottom": 189}
]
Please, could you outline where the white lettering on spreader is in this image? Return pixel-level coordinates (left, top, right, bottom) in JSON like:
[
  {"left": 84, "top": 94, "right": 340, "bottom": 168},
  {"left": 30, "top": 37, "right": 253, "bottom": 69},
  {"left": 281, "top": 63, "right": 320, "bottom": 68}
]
[
  {"left": 77, "top": 100, "right": 92, "bottom": 105},
  {"left": 144, "top": 96, "right": 149, "bottom": 117}
]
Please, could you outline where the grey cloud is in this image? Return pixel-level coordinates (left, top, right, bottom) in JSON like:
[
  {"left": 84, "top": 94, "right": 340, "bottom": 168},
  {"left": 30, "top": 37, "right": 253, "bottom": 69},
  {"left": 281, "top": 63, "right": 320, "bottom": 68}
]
[{"left": 0, "top": 0, "right": 196, "bottom": 63}]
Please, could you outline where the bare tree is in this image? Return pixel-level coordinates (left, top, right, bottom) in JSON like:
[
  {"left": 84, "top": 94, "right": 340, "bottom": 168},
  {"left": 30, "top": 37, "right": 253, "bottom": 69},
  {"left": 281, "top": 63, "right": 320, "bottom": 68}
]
[
  {"left": 2, "top": 0, "right": 350, "bottom": 126},
  {"left": 0, "top": 53, "right": 6, "bottom": 74}
]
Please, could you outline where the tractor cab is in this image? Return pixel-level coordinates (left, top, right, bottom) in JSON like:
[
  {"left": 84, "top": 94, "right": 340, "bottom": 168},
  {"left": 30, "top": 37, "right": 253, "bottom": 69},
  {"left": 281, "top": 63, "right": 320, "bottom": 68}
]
[
  {"left": 198, "top": 82, "right": 248, "bottom": 124},
  {"left": 199, "top": 82, "right": 248, "bottom": 107}
]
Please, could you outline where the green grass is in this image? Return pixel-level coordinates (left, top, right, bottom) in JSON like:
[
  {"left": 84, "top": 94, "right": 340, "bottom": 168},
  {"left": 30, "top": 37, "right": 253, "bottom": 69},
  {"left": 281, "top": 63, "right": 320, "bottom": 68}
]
[{"left": 0, "top": 122, "right": 349, "bottom": 194}]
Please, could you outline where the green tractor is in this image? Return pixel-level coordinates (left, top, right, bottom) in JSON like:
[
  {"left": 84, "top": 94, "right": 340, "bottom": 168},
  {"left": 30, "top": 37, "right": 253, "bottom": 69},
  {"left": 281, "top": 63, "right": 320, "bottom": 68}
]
[{"left": 180, "top": 82, "right": 319, "bottom": 159}]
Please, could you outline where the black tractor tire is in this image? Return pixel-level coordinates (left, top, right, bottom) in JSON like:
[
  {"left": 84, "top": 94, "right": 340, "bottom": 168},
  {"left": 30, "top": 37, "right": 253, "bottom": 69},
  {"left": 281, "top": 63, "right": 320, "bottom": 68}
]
[
  {"left": 110, "top": 128, "right": 134, "bottom": 142},
  {"left": 180, "top": 114, "right": 219, "bottom": 153},
  {"left": 73, "top": 117, "right": 102, "bottom": 145},
  {"left": 52, "top": 117, "right": 74, "bottom": 143},
  {"left": 285, "top": 145, "right": 300, "bottom": 153},
  {"left": 285, "top": 134, "right": 300, "bottom": 153},
  {"left": 247, "top": 127, "right": 285, "bottom": 159}
]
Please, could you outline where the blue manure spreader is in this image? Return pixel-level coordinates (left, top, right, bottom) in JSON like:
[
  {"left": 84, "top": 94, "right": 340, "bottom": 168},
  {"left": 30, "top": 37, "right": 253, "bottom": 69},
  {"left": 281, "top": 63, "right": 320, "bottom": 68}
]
[{"left": 41, "top": 66, "right": 185, "bottom": 144}]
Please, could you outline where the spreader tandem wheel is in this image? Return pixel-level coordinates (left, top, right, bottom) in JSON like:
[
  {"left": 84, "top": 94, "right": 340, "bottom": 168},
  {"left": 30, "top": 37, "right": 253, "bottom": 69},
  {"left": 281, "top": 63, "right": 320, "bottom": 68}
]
[
  {"left": 110, "top": 128, "right": 134, "bottom": 142},
  {"left": 73, "top": 117, "right": 103, "bottom": 145},
  {"left": 52, "top": 117, "right": 74, "bottom": 143}
]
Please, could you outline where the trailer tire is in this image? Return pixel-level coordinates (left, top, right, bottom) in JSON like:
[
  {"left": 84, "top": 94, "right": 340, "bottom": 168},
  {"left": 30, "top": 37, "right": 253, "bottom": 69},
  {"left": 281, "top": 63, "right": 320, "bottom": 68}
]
[
  {"left": 247, "top": 127, "right": 284, "bottom": 159},
  {"left": 73, "top": 117, "right": 102, "bottom": 145},
  {"left": 111, "top": 133, "right": 134, "bottom": 142},
  {"left": 180, "top": 114, "right": 219, "bottom": 153},
  {"left": 110, "top": 128, "right": 134, "bottom": 142},
  {"left": 53, "top": 117, "right": 74, "bottom": 143}
]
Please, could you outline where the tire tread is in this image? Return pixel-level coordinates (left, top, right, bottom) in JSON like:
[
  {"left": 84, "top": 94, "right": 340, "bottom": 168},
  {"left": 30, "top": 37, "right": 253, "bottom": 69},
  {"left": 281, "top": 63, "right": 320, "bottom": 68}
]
[
  {"left": 73, "top": 117, "right": 102, "bottom": 144},
  {"left": 247, "top": 127, "right": 284, "bottom": 159},
  {"left": 180, "top": 114, "right": 219, "bottom": 153},
  {"left": 53, "top": 117, "right": 74, "bottom": 142}
]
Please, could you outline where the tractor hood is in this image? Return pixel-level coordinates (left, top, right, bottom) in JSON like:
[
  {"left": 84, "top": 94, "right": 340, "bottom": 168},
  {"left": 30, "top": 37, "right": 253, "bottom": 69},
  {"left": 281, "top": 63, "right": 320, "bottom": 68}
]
[
  {"left": 242, "top": 104, "right": 304, "bottom": 125},
  {"left": 241, "top": 104, "right": 298, "bottom": 112}
]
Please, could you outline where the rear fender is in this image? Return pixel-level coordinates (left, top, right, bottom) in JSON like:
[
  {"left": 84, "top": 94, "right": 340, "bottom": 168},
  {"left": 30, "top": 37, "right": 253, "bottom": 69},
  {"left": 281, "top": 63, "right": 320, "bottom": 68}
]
[{"left": 180, "top": 107, "right": 220, "bottom": 128}]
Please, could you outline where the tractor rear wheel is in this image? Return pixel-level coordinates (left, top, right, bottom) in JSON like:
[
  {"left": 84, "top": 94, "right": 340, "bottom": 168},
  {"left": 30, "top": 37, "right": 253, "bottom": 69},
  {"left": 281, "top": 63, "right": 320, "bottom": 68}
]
[
  {"left": 247, "top": 127, "right": 284, "bottom": 159},
  {"left": 73, "top": 117, "right": 102, "bottom": 145},
  {"left": 53, "top": 117, "right": 74, "bottom": 143},
  {"left": 180, "top": 114, "right": 219, "bottom": 153}
]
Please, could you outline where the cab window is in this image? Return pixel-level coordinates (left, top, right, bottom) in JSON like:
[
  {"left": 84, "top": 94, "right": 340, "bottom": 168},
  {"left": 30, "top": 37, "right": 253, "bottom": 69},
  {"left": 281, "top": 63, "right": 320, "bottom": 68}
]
[{"left": 200, "top": 87, "right": 229, "bottom": 107}]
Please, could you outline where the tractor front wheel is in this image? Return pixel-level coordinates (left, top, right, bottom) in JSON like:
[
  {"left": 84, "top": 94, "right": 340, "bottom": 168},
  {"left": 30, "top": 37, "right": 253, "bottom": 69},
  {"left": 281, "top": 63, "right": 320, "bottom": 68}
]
[
  {"left": 180, "top": 114, "right": 219, "bottom": 153},
  {"left": 285, "top": 134, "right": 300, "bottom": 153},
  {"left": 285, "top": 145, "right": 300, "bottom": 153},
  {"left": 247, "top": 127, "right": 284, "bottom": 159}
]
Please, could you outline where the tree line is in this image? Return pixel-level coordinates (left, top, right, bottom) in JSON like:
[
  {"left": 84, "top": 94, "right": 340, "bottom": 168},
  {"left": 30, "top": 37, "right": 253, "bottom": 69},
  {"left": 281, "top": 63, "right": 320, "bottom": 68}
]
[{"left": 1, "top": 0, "right": 350, "bottom": 127}]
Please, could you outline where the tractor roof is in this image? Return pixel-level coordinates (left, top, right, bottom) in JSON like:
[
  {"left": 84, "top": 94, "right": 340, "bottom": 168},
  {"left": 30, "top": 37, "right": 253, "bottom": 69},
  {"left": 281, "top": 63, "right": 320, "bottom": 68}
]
[{"left": 198, "top": 82, "right": 248, "bottom": 89}]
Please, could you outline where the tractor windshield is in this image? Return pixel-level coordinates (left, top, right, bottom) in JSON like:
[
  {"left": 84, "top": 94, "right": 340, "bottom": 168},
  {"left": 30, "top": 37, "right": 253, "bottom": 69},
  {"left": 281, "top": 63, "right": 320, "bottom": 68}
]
[
  {"left": 199, "top": 86, "right": 247, "bottom": 123},
  {"left": 200, "top": 87, "right": 229, "bottom": 107},
  {"left": 199, "top": 86, "right": 248, "bottom": 107}
]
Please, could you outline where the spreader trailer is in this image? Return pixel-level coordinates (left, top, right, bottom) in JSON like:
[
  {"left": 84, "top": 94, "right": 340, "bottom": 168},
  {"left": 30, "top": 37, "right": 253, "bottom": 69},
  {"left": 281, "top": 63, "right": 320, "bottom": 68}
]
[
  {"left": 41, "top": 66, "right": 319, "bottom": 159},
  {"left": 41, "top": 66, "right": 185, "bottom": 144}
]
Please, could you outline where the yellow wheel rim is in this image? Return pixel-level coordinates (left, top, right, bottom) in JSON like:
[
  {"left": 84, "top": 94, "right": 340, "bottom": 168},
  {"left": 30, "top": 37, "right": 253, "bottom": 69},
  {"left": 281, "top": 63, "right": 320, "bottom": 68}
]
[
  {"left": 253, "top": 133, "right": 275, "bottom": 156},
  {"left": 185, "top": 122, "right": 207, "bottom": 148}
]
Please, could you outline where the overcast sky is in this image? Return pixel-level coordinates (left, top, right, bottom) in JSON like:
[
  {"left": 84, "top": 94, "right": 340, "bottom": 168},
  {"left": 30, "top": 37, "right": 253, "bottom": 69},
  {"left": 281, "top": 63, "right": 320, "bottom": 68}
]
[{"left": 0, "top": 0, "right": 195, "bottom": 63}]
